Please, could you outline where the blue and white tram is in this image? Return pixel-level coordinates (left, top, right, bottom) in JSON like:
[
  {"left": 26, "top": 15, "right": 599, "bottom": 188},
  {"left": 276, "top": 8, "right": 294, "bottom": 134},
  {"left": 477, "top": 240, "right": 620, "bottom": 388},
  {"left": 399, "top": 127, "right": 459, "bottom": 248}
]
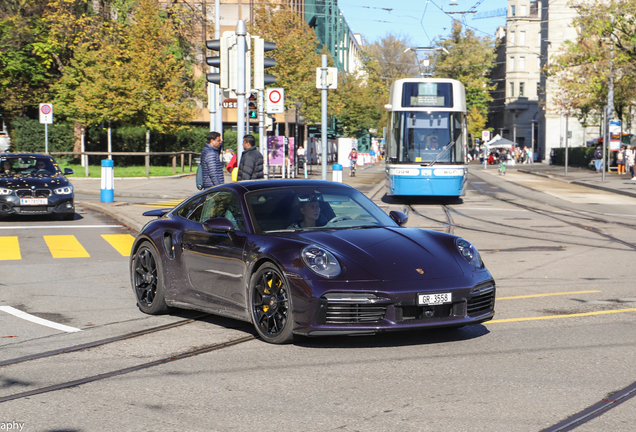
[{"left": 384, "top": 78, "right": 468, "bottom": 197}]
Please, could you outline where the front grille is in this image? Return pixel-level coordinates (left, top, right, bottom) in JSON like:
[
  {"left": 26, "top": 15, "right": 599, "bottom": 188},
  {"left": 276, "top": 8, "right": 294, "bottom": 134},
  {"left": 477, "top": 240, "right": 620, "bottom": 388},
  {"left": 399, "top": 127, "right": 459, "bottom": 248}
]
[
  {"left": 467, "top": 287, "right": 495, "bottom": 317},
  {"left": 396, "top": 304, "right": 455, "bottom": 321},
  {"left": 16, "top": 189, "right": 51, "bottom": 198},
  {"left": 325, "top": 303, "right": 386, "bottom": 324}
]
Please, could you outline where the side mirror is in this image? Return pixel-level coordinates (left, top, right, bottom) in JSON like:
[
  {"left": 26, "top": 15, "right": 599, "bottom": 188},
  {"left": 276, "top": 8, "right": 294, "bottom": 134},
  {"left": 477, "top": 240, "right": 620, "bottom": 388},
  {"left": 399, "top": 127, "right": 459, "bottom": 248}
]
[
  {"left": 64, "top": 168, "right": 74, "bottom": 175},
  {"left": 389, "top": 210, "right": 408, "bottom": 227},
  {"left": 203, "top": 217, "right": 235, "bottom": 233}
]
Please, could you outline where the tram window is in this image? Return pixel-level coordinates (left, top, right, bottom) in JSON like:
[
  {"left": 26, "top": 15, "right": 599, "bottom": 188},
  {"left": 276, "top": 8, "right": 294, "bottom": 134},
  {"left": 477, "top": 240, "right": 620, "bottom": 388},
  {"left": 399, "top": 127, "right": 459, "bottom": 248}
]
[{"left": 402, "top": 83, "right": 453, "bottom": 108}]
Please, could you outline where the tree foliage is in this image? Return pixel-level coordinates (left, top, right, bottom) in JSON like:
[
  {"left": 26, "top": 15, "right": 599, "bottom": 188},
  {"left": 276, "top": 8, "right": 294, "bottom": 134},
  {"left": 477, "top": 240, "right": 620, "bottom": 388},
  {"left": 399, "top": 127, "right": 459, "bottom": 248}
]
[
  {"left": 546, "top": 0, "right": 636, "bottom": 124},
  {"left": 434, "top": 21, "right": 496, "bottom": 128}
]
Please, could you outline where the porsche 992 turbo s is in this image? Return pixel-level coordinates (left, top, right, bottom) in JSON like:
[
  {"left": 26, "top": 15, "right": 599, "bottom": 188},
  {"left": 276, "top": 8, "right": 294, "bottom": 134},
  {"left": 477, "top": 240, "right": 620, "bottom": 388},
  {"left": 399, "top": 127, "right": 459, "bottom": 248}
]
[
  {"left": 130, "top": 180, "right": 495, "bottom": 344},
  {"left": 0, "top": 154, "right": 75, "bottom": 220}
]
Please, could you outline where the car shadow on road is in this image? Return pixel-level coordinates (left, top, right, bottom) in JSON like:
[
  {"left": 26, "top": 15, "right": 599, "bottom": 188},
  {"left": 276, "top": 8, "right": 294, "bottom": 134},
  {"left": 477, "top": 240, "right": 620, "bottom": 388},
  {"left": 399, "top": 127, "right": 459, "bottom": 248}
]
[
  {"left": 380, "top": 194, "right": 464, "bottom": 206},
  {"left": 295, "top": 324, "right": 490, "bottom": 349}
]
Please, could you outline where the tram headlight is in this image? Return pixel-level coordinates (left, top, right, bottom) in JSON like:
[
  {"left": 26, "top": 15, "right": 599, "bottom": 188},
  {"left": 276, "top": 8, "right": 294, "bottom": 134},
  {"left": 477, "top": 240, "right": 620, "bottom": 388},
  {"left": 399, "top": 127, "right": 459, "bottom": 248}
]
[
  {"left": 455, "top": 238, "right": 483, "bottom": 268},
  {"left": 301, "top": 245, "right": 341, "bottom": 278}
]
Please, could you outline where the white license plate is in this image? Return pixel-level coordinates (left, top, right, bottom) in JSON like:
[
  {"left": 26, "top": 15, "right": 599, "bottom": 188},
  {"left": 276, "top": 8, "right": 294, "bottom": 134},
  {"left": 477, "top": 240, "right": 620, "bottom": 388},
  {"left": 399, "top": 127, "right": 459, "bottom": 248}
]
[
  {"left": 20, "top": 198, "right": 48, "bottom": 205},
  {"left": 418, "top": 293, "right": 452, "bottom": 305}
]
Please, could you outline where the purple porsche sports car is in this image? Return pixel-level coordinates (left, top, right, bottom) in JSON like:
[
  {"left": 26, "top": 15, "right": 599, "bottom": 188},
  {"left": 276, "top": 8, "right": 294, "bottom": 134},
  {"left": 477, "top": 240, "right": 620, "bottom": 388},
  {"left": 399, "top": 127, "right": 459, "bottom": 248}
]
[{"left": 130, "top": 180, "right": 495, "bottom": 344}]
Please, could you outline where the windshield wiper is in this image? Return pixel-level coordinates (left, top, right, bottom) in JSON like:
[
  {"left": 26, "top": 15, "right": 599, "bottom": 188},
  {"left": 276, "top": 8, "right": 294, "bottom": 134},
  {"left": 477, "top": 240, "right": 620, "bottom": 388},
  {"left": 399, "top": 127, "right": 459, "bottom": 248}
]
[{"left": 426, "top": 141, "right": 454, "bottom": 168}]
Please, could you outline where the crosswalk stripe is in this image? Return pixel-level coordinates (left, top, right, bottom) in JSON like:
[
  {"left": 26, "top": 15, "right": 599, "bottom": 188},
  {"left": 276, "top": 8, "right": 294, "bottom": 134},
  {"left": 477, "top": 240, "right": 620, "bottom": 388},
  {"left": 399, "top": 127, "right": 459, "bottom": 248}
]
[
  {"left": 101, "top": 234, "right": 135, "bottom": 257},
  {"left": 0, "top": 237, "right": 21, "bottom": 260},
  {"left": 43, "top": 235, "right": 90, "bottom": 258}
]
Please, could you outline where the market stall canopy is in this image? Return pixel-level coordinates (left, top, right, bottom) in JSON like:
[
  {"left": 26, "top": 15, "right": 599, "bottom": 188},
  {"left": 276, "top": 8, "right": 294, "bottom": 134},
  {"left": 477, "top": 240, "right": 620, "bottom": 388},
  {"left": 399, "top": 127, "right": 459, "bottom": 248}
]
[{"left": 484, "top": 134, "right": 516, "bottom": 150}]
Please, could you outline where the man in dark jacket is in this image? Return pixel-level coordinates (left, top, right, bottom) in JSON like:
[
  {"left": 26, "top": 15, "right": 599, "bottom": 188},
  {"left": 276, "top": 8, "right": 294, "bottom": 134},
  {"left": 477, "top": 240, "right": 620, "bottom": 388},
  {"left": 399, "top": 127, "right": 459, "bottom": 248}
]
[
  {"left": 237, "top": 134, "right": 264, "bottom": 180},
  {"left": 201, "top": 131, "right": 224, "bottom": 187}
]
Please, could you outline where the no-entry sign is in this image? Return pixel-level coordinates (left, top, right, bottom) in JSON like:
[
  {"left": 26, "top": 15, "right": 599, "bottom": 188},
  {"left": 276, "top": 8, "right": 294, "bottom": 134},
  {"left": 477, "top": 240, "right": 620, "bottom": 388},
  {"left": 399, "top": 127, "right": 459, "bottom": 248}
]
[
  {"left": 40, "top": 103, "right": 53, "bottom": 124},
  {"left": 266, "top": 88, "right": 284, "bottom": 114}
]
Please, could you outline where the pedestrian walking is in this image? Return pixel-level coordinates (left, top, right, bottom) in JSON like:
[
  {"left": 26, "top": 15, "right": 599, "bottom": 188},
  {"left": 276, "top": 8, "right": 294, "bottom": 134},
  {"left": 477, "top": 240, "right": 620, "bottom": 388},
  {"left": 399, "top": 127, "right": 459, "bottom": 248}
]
[
  {"left": 625, "top": 145, "right": 635, "bottom": 180},
  {"left": 593, "top": 145, "right": 603, "bottom": 173},
  {"left": 237, "top": 134, "right": 264, "bottom": 181},
  {"left": 617, "top": 145, "right": 626, "bottom": 174},
  {"left": 201, "top": 131, "right": 224, "bottom": 188}
]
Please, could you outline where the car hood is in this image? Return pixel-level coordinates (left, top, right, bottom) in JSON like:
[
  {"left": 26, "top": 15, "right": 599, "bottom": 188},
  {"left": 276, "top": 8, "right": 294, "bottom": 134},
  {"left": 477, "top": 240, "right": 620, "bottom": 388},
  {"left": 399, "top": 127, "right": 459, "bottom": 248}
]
[
  {"left": 290, "top": 227, "right": 463, "bottom": 281},
  {"left": 0, "top": 175, "right": 71, "bottom": 189}
]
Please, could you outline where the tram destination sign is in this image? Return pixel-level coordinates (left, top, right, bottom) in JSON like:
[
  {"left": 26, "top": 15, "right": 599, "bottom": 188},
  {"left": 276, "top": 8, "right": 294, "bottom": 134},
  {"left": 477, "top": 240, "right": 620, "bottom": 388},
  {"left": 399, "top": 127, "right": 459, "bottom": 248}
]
[{"left": 411, "top": 95, "right": 445, "bottom": 107}]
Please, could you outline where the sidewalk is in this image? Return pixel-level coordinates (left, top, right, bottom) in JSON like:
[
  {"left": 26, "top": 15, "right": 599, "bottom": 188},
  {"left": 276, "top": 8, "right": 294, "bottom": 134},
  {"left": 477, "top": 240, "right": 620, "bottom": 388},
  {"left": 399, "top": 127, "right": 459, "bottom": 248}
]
[
  {"left": 78, "top": 163, "right": 386, "bottom": 232},
  {"left": 471, "top": 161, "right": 636, "bottom": 199}
]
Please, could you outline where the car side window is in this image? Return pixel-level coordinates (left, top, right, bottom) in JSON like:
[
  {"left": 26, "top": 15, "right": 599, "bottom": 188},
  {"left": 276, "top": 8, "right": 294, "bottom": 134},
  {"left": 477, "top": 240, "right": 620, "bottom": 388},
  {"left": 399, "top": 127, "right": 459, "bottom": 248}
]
[
  {"left": 200, "top": 191, "right": 246, "bottom": 232},
  {"left": 177, "top": 195, "right": 207, "bottom": 222}
]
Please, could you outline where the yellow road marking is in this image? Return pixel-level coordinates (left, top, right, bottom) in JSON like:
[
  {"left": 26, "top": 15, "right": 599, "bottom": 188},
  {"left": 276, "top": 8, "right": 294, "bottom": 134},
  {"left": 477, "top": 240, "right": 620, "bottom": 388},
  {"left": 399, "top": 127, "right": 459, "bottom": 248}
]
[
  {"left": 0, "top": 237, "right": 21, "bottom": 260},
  {"left": 497, "top": 290, "right": 602, "bottom": 300},
  {"left": 43, "top": 235, "right": 90, "bottom": 258},
  {"left": 489, "top": 308, "right": 636, "bottom": 324},
  {"left": 134, "top": 200, "right": 182, "bottom": 208},
  {"left": 101, "top": 234, "right": 135, "bottom": 257}
]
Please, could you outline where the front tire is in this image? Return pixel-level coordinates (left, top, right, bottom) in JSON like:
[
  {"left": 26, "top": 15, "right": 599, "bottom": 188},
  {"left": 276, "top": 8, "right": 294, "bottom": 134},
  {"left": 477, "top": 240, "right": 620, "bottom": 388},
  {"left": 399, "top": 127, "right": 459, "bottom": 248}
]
[
  {"left": 249, "top": 263, "right": 295, "bottom": 344},
  {"left": 131, "top": 242, "right": 168, "bottom": 314}
]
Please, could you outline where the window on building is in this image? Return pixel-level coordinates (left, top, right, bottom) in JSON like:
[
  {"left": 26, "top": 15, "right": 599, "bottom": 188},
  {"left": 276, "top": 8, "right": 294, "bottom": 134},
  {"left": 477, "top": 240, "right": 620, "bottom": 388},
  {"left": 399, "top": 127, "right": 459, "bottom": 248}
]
[
  {"left": 510, "top": 56, "right": 515, "bottom": 71},
  {"left": 521, "top": 5, "right": 527, "bottom": 15},
  {"left": 511, "top": 5, "right": 516, "bottom": 16},
  {"left": 519, "top": 31, "right": 526, "bottom": 46},
  {"left": 537, "top": 32, "right": 541, "bottom": 47},
  {"left": 519, "top": 82, "right": 525, "bottom": 97},
  {"left": 519, "top": 56, "right": 525, "bottom": 71},
  {"left": 510, "top": 82, "right": 515, "bottom": 97},
  {"left": 510, "top": 31, "right": 515, "bottom": 45}
]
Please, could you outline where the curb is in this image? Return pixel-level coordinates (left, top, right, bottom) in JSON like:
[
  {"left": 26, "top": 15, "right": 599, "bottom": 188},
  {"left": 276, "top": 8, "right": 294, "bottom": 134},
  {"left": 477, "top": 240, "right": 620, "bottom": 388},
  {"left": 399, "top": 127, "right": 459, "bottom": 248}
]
[
  {"left": 518, "top": 169, "right": 636, "bottom": 199},
  {"left": 80, "top": 201, "right": 145, "bottom": 232}
]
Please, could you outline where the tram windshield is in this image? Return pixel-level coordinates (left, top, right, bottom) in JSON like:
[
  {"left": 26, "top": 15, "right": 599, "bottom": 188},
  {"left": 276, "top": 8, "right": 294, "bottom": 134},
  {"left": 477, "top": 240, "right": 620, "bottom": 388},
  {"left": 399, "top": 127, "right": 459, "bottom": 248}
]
[{"left": 390, "top": 111, "right": 464, "bottom": 164}]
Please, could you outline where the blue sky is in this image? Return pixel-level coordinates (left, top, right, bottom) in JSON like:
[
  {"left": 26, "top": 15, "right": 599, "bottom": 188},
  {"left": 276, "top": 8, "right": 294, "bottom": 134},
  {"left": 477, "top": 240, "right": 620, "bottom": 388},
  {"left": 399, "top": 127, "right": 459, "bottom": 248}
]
[{"left": 337, "top": 0, "right": 507, "bottom": 45}]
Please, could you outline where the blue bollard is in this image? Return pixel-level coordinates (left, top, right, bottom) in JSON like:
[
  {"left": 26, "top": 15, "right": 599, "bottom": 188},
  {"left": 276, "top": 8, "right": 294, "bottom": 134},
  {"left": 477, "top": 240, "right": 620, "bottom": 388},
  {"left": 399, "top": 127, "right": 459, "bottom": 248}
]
[
  {"left": 332, "top": 164, "right": 343, "bottom": 183},
  {"left": 101, "top": 159, "right": 114, "bottom": 203}
]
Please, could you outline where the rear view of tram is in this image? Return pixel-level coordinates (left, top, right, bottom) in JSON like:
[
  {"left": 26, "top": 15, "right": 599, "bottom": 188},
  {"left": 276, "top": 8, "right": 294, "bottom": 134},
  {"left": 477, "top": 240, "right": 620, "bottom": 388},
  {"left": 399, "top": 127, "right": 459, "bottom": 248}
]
[{"left": 384, "top": 78, "right": 468, "bottom": 197}]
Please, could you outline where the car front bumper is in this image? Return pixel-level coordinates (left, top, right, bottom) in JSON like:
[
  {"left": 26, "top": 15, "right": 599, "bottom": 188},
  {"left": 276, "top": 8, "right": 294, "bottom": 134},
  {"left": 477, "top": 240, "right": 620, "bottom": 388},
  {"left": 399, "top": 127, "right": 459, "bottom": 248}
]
[{"left": 0, "top": 195, "right": 75, "bottom": 216}]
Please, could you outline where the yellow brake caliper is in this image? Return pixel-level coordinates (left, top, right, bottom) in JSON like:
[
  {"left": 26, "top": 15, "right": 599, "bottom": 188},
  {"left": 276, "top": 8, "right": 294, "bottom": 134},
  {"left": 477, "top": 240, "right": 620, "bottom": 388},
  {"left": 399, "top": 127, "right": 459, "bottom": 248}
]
[{"left": 262, "top": 277, "right": 272, "bottom": 312}]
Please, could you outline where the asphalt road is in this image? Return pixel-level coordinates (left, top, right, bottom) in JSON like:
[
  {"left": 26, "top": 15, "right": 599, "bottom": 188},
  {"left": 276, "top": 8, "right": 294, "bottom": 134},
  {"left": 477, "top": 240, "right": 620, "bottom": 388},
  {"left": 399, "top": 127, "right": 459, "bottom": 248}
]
[{"left": 1, "top": 171, "right": 636, "bottom": 432}]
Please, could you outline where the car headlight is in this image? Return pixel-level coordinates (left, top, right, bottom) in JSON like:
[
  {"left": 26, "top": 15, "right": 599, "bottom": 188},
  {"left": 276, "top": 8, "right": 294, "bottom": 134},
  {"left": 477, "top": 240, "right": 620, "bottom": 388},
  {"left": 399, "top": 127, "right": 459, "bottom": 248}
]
[
  {"left": 455, "top": 238, "right": 483, "bottom": 268},
  {"left": 54, "top": 186, "right": 73, "bottom": 195},
  {"left": 0, "top": 188, "right": 12, "bottom": 195},
  {"left": 301, "top": 245, "right": 341, "bottom": 278}
]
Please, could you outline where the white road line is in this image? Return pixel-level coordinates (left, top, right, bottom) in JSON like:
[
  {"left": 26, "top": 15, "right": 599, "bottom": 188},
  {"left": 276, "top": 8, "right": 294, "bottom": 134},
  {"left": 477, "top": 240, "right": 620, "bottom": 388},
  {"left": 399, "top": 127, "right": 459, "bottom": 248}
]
[
  {"left": 0, "top": 306, "right": 82, "bottom": 333},
  {"left": 0, "top": 225, "right": 123, "bottom": 230}
]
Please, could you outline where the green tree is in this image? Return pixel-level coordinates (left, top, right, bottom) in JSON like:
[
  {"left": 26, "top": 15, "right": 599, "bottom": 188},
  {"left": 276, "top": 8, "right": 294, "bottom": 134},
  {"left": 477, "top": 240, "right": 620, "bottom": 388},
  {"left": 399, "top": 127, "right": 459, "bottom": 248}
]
[
  {"left": 250, "top": 2, "right": 324, "bottom": 124},
  {"left": 434, "top": 21, "right": 496, "bottom": 132},
  {"left": 332, "top": 73, "right": 382, "bottom": 137}
]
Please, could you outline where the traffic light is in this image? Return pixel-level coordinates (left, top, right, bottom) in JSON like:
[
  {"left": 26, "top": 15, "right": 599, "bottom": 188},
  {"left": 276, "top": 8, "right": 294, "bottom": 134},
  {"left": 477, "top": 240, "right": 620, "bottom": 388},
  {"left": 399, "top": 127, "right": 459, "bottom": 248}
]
[
  {"left": 248, "top": 93, "right": 257, "bottom": 119},
  {"left": 205, "top": 36, "right": 229, "bottom": 88},
  {"left": 254, "top": 37, "right": 276, "bottom": 90}
]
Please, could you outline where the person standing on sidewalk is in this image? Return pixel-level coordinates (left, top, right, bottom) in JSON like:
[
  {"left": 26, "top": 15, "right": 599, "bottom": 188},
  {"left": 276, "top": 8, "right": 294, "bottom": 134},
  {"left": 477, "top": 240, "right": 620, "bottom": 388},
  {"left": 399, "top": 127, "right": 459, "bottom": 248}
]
[
  {"left": 201, "top": 131, "right": 224, "bottom": 188},
  {"left": 617, "top": 145, "right": 626, "bottom": 174},
  {"left": 237, "top": 134, "right": 264, "bottom": 180},
  {"left": 593, "top": 145, "right": 603, "bottom": 173},
  {"left": 625, "top": 145, "right": 635, "bottom": 180}
]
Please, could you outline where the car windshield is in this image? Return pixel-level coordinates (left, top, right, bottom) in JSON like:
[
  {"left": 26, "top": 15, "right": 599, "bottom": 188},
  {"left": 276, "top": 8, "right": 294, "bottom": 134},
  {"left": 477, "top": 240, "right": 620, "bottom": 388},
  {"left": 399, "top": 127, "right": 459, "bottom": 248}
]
[
  {"left": 0, "top": 156, "right": 63, "bottom": 178},
  {"left": 246, "top": 186, "right": 398, "bottom": 233}
]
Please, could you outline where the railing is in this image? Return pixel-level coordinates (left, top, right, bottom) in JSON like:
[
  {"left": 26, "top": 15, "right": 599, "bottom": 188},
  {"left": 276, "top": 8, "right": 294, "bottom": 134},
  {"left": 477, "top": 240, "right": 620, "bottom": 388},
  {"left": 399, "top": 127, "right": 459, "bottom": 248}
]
[{"left": 49, "top": 151, "right": 200, "bottom": 177}]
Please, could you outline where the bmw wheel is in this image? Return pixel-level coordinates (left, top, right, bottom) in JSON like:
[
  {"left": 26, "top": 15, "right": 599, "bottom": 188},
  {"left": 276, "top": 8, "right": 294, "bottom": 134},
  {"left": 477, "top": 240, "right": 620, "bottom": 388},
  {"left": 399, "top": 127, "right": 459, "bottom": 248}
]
[
  {"left": 250, "top": 263, "right": 294, "bottom": 344},
  {"left": 131, "top": 242, "right": 168, "bottom": 314}
]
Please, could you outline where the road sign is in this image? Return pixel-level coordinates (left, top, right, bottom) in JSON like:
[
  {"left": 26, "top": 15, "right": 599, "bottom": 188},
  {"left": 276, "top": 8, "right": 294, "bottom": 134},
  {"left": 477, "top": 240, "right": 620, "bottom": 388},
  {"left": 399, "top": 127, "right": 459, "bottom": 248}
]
[
  {"left": 315, "top": 67, "right": 338, "bottom": 89},
  {"left": 482, "top": 130, "right": 490, "bottom": 142},
  {"left": 266, "top": 88, "right": 284, "bottom": 114},
  {"left": 39, "top": 103, "right": 53, "bottom": 124}
]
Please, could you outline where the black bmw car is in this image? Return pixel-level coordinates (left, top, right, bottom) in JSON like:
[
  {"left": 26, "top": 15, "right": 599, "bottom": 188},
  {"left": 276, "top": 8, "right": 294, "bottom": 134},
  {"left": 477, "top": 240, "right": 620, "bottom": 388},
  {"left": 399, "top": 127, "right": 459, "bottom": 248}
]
[
  {"left": 131, "top": 180, "right": 495, "bottom": 344},
  {"left": 0, "top": 153, "right": 75, "bottom": 219}
]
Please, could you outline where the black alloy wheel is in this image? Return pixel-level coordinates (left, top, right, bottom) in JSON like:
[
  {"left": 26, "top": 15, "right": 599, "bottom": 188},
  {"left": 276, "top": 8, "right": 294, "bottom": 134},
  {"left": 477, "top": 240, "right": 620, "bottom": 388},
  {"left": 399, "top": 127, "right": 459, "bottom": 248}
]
[
  {"left": 250, "top": 263, "right": 294, "bottom": 344},
  {"left": 132, "top": 242, "right": 168, "bottom": 314}
]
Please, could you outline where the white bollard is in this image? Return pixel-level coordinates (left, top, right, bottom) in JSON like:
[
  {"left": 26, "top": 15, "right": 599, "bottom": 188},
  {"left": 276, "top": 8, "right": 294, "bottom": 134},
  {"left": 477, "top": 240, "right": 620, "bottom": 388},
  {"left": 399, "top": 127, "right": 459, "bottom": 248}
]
[{"left": 332, "top": 164, "right": 343, "bottom": 183}]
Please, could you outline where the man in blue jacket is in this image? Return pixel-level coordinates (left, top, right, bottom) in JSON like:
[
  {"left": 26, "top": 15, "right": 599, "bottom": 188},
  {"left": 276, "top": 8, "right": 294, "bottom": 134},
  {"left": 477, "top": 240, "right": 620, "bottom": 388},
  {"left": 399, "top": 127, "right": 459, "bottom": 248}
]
[{"left": 201, "top": 131, "right": 224, "bottom": 188}]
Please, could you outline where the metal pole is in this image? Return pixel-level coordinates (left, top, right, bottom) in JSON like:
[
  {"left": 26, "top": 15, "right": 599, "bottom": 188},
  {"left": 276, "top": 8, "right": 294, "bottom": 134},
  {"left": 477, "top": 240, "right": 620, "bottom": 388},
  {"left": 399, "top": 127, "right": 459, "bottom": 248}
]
[
  {"left": 259, "top": 90, "right": 267, "bottom": 177},
  {"left": 604, "top": 16, "right": 615, "bottom": 182},
  {"left": 214, "top": 0, "right": 222, "bottom": 133},
  {"left": 531, "top": 120, "right": 535, "bottom": 171},
  {"left": 236, "top": 20, "right": 246, "bottom": 162},
  {"left": 565, "top": 114, "right": 569, "bottom": 176},
  {"left": 45, "top": 123, "right": 49, "bottom": 154},
  {"left": 321, "top": 54, "right": 328, "bottom": 180}
]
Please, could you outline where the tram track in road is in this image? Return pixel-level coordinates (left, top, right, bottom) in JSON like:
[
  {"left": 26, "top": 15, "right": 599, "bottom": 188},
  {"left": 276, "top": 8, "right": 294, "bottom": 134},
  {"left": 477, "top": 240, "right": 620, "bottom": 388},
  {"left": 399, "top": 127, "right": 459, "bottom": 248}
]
[{"left": 0, "top": 312, "right": 257, "bottom": 403}]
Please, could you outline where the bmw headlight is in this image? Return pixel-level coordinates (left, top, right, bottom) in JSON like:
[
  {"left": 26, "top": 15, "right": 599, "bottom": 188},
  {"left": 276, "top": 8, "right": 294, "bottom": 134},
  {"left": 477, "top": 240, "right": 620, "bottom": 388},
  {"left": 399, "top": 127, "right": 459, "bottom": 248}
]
[
  {"left": 0, "top": 188, "right": 12, "bottom": 195},
  {"left": 455, "top": 238, "right": 483, "bottom": 268},
  {"left": 301, "top": 245, "right": 341, "bottom": 278},
  {"left": 54, "top": 186, "right": 73, "bottom": 195}
]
